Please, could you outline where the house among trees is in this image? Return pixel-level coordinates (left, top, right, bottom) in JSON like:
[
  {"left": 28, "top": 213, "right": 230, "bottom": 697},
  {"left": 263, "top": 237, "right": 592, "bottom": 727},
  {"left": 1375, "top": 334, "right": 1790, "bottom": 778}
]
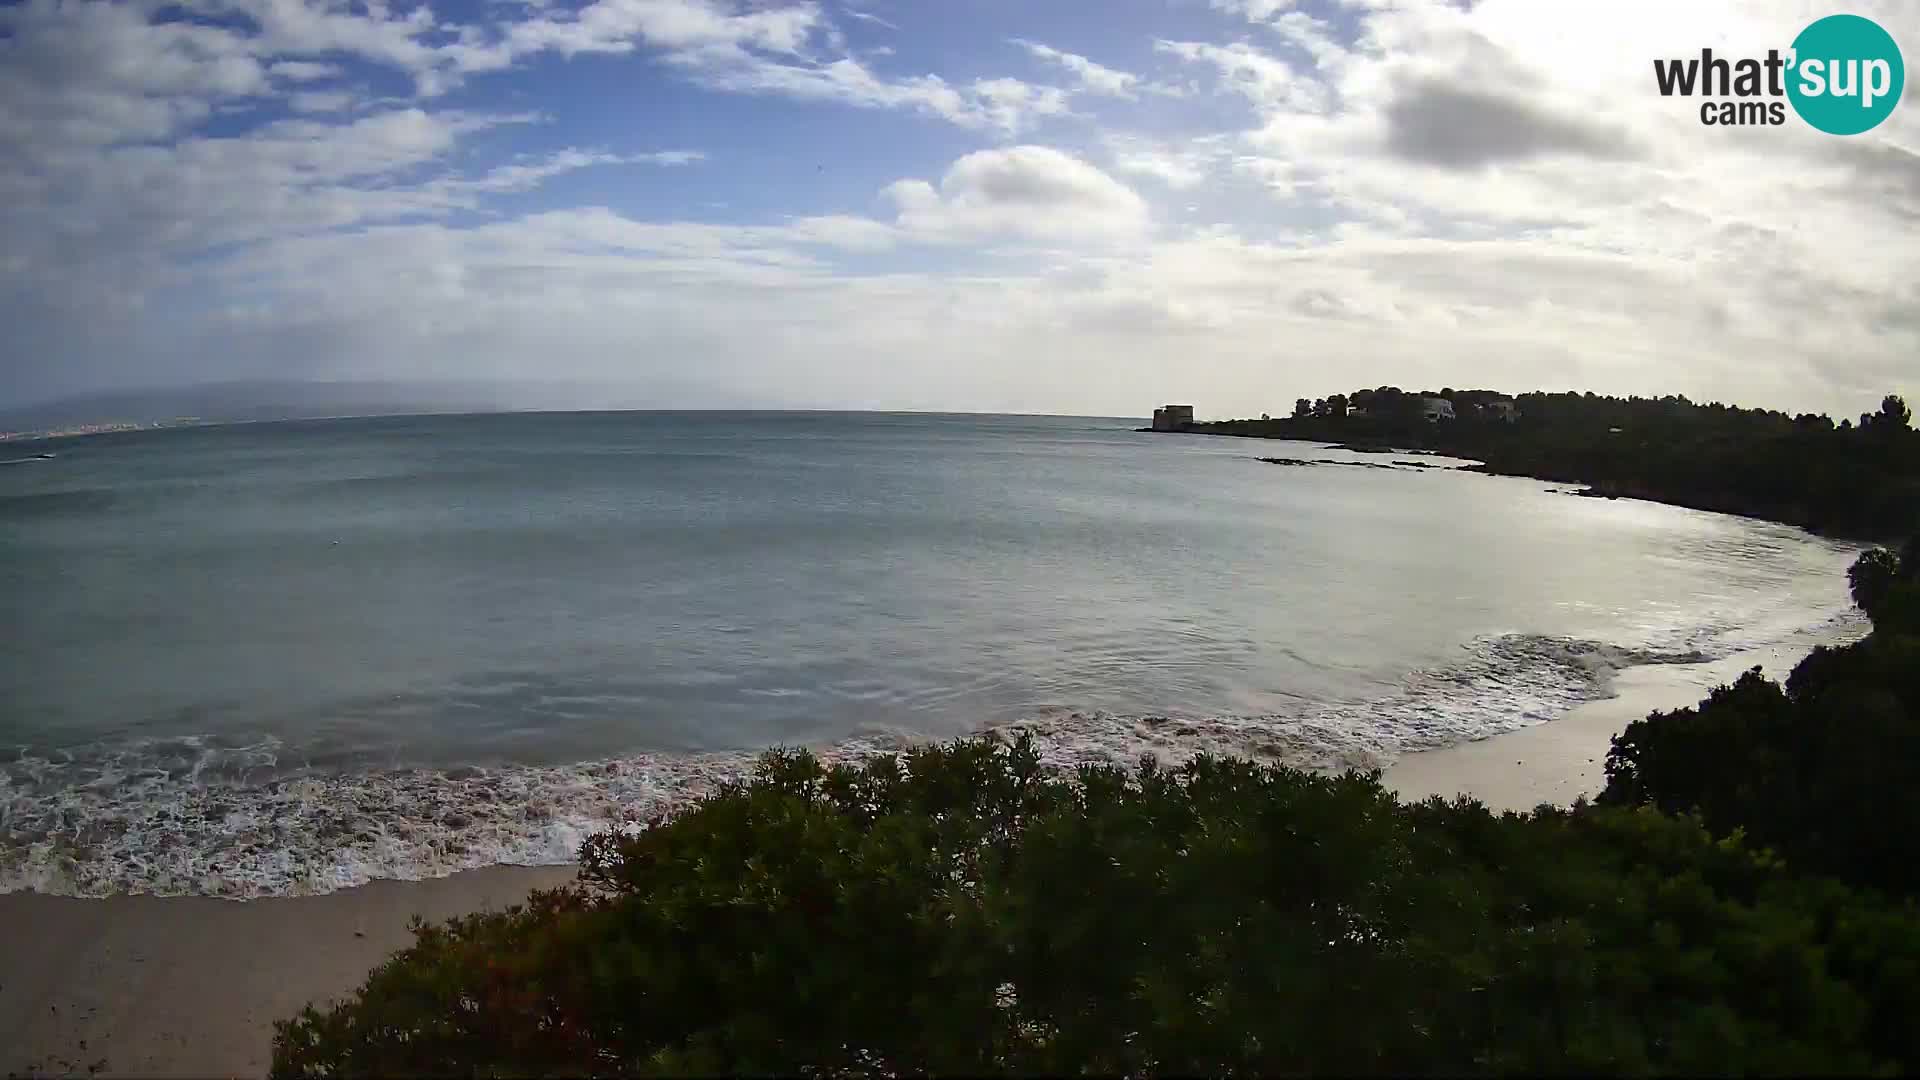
[{"left": 1275, "top": 387, "right": 1520, "bottom": 426}]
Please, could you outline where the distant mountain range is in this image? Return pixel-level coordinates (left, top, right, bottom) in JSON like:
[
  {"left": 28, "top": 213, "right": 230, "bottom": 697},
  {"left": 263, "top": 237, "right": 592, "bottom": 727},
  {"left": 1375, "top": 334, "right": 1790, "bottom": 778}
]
[{"left": 0, "top": 378, "right": 767, "bottom": 434}]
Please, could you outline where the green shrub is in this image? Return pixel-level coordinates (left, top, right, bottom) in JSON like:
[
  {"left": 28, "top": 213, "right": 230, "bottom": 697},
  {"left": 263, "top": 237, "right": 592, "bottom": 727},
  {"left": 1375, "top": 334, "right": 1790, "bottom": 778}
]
[{"left": 274, "top": 737, "right": 1913, "bottom": 1077}]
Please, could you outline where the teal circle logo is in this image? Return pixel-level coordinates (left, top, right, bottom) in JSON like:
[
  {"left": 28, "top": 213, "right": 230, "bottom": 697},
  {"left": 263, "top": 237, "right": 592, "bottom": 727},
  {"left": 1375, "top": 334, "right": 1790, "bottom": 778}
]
[{"left": 1787, "top": 14, "right": 1904, "bottom": 135}]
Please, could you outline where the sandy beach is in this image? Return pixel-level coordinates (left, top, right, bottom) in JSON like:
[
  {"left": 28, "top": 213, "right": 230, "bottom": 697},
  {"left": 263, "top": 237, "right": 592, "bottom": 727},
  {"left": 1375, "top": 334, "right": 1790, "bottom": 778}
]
[
  {"left": 1383, "top": 643, "right": 1811, "bottom": 812},
  {"left": 0, "top": 865, "right": 577, "bottom": 1078},
  {"left": 0, "top": 643, "right": 1815, "bottom": 1078}
]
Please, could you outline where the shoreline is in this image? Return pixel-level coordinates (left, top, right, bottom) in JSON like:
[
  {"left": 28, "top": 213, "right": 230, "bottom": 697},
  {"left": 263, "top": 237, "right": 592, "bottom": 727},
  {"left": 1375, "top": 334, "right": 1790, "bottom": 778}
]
[
  {"left": 1158, "top": 426, "right": 1900, "bottom": 545},
  {"left": 0, "top": 640, "right": 1833, "bottom": 1078},
  {"left": 1383, "top": 641, "right": 1812, "bottom": 812}
]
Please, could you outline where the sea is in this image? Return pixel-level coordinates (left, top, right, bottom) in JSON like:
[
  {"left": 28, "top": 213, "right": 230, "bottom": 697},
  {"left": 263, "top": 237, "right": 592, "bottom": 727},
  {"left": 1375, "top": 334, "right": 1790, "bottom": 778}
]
[{"left": 0, "top": 411, "right": 1868, "bottom": 897}]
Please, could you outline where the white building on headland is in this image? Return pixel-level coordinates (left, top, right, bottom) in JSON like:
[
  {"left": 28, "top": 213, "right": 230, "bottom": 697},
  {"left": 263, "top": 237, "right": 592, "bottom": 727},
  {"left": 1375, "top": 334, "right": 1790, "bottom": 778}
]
[
  {"left": 1482, "top": 399, "right": 1519, "bottom": 422},
  {"left": 1420, "top": 397, "right": 1455, "bottom": 422},
  {"left": 1152, "top": 404, "right": 1195, "bottom": 431}
]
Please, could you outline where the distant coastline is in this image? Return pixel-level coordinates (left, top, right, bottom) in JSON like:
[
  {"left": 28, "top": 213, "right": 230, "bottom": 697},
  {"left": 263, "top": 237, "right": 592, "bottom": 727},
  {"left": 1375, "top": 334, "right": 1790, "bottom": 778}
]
[
  {"left": 1146, "top": 387, "right": 1918, "bottom": 543},
  {"left": 0, "top": 419, "right": 201, "bottom": 444}
]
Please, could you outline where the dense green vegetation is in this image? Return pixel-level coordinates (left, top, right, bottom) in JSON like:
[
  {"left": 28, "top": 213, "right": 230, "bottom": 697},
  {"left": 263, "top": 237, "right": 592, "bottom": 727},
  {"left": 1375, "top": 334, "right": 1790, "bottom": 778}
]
[
  {"left": 1585, "top": 537, "right": 1920, "bottom": 1071},
  {"left": 277, "top": 543, "right": 1920, "bottom": 1077},
  {"left": 1193, "top": 388, "right": 1920, "bottom": 540}
]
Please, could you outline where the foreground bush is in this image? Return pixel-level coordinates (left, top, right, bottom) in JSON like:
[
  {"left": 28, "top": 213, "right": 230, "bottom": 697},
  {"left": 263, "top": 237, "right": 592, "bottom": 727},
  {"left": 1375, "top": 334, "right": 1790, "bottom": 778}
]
[{"left": 273, "top": 737, "right": 1919, "bottom": 1076}]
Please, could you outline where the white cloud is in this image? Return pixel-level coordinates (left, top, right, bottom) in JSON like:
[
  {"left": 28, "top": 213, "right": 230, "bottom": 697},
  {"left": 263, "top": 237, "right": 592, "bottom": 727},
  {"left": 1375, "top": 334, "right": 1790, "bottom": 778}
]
[
  {"left": 0, "top": 0, "right": 271, "bottom": 150},
  {"left": 436, "top": 2, "right": 1086, "bottom": 133},
  {"left": 3, "top": 0, "right": 1917, "bottom": 419},
  {"left": 635, "top": 149, "right": 707, "bottom": 166},
  {"left": 288, "top": 90, "right": 356, "bottom": 113},
  {"left": 0, "top": 0, "right": 1086, "bottom": 164},
  {"left": 1209, "top": 0, "right": 1300, "bottom": 21},
  {"left": 967, "top": 77, "right": 1073, "bottom": 132},
  {"left": 666, "top": 48, "right": 1071, "bottom": 133},
  {"left": 268, "top": 60, "right": 345, "bottom": 82},
  {"left": 436, "top": 0, "right": 1083, "bottom": 135},
  {"left": 1106, "top": 135, "right": 1230, "bottom": 190},
  {"left": 1379, "top": 72, "right": 1640, "bottom": 169},
  {"left": 488, "top": 0, "right": 825, "bottom": 65},
  {"left": 883, "top": 145, "right": 1149, "bottom": 244},
  {"left": 1014, "top": 39, "right": 1141, "bottom": 99},
  {"left": 1157, "top": 39, "right": 1328, "bottom": 113},
  {"left": 225, "top": 0, "right": 440, "bottom": 79},
  {"left": 446, "top": 150, "right": 666, "bottom": 195},
  {"left": 780, "top": 213, "right": 898, "bottom": 251},
  {"left": 1144, "top": 0, "right": 1920, "bottom": 409},
  {"left": 841, "top": 7, "right": 897, "bottom": 32},
  {"left": 1208, "top": 0, "right": 1346, "bottom": 72}
]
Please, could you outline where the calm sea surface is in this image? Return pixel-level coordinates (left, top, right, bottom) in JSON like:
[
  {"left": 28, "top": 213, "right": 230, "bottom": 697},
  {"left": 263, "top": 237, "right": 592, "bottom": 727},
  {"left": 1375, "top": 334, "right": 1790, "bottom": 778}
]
[{"left": 0, "top": 411, "right": 1865, "bottom": 895}]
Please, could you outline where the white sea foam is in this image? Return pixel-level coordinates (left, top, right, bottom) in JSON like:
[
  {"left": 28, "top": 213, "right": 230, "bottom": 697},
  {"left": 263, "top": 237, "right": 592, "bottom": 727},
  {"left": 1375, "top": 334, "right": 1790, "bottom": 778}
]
[{"left": 0, "top": 621, "right": 1866, "bottom": 899}]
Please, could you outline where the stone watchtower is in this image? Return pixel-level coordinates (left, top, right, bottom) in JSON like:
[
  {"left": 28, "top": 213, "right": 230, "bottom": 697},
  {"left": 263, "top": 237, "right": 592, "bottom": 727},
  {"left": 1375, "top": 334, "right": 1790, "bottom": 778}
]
[{"left": 1151, "top": 404, "right": 1195, "bottom": 432}]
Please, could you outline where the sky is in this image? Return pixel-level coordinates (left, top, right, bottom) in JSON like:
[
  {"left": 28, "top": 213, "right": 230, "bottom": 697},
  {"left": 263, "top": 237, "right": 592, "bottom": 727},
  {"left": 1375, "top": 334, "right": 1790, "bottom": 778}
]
[{"left": 1, "top": 0, "right": 1916, "bottom": 418}]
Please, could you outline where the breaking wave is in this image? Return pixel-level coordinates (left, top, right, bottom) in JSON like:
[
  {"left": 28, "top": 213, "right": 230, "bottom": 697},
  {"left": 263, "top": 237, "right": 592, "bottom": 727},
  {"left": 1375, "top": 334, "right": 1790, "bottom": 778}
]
[{"left": 0, "top": 627, "right": 1857, "bottom": 899}]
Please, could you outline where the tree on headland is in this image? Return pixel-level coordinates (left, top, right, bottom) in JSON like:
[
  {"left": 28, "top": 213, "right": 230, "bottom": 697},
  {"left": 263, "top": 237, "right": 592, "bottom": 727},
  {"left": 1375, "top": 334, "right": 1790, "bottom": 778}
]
[
  {"left": 1862, "top": 394, "right": 1912, "bottom": 434},
  {"left": 1293, "top": 397, "right": 1312, "bottom": 419}
]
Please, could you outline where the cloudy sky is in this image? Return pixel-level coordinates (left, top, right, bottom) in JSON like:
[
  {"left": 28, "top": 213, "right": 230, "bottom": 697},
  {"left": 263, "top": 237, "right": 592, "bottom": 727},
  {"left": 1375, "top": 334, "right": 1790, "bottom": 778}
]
[{"left": 2, "top": 0, "right": 1915, "bottom": 417}]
